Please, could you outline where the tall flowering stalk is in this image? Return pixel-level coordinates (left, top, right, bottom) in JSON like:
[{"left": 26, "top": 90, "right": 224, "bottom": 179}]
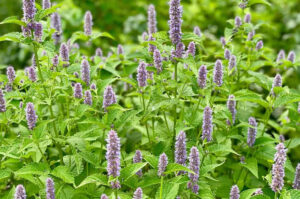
[
  {"left": 153, "top": 49, "right": 162, "bottom": 74},
  {"left": 46, "top": 178, "right": 55, "bottom": 199},
  {"left": 187, "top": 42, "right": 195, "bottom": 57},
  {"left": 175, "top": 42, "right": 185, "bottom": 58},
  {"left": 137, "top": 61, "right": 147, "bottom": 87},
  {"left": 188, "top": 147, "right": 200, "bottom": 194},
  {"left": 227, "top": 95, "right": 236, "bottom": 125},
  {"left": 28, "top": 66, "right": 37, "bottom": 82},
  {"left": 213, "top": 60, "right": 223, "bottom": 87},
  {"left": 34, "top": 23, "right": 43, "bottom": 42},
  {"left": 60, "top": 43, "right": 69, "bottom": 67},
  {"left": 23, "top": 0, "right": 36, "bottom": 22},
  {"left": 175, "top": 131, "right": 187, "bottom": 169},
  {"left": 224, "top": 49, "right": 231, "bottom": 60},
  {"left": 7, "top": 66, "right": 16, "bottom": 84},
  {"left": 293, "top": 163, "right": 300, "bottom": 189},
  {"left": 133, "top": 187, "right": 143, "bottom": 199},
  {"left": 271, "top": 143, "right": 286, "bottom": 192},
  {"left": 103, "top": 86, "right": 117, "bottom": 111},
  {"left": 202, "top": 106, "right": 213, "bottom": 142},
  {"left": 230, "top": 185, "right": 240, "bottom": 199},
  {"left": 84, "top": 90, "right": 92, "bottom": 106},
  {"left": 73, "top": 83, "right": 83, "bottom": 99},
  {"left": 133, "top": 150, "right": 143, "bottom": 177},
  {"left": 168, "top": 0, "right": 183, "bottom": 45},
  {"left": 26, "top": 102, "right": 38, "bottom": 130},
  {"left": 15, "top": 184, "right": 26, "bottom": 199},
  {"left": 43, "top": 0, "right": 51, "bottom": 9},
  {"left": 148, "top": 35, "right": 156, "bottom": 53},
  {"left": 0, "top": 89, "right": 6, "bottom": 112},
  {"left": 147, "top": 4, "right": 157, "bottom": 35},
  {"left": 158, "top": 153, "right": 168, "bottom": 177},
  {"left": 81, "top": 59, "right": 90, "bottom": 86},
  {"left": 84, "top": 11, "right": 93, "bottom": 36},
  {"left": 106, "top": 130, "right": 121, "bottom": 189},
  {"left": 247, "top": 117, "right": 257, "bottom": 147},
  {"left": 51, "top": 13, "right": 62, "bottom": 45},
  {"left": 198, "top": 65, "right": 207, "bottom": 89}
]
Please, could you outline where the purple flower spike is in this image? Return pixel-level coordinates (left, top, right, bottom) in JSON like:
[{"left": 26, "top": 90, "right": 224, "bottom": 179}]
[
  {"left": 187, "top": 42, "right": 196, "bottom": 57},
  {"left": 148, "top": 4, "right": 157, "bottom": 35},
  {"left": 28, "top": 67, "right": 37, "bottom": 82},
  {"left": 247, "top": 117, "right": 257, "bottom": 147},
  {"left": 230, "top": 185, "right": 240, "bottom": 199},
  {"left": 194, "top": 26, "right": 201, "bottom": 37},
  {"left": 101, "top": 194, "right": 108, "bottom": 199},
  {"left": 43, "top": 0, "right": 51, "bottom": 9},
  {"left": 168, "top": 0, "right": 183, "bottom": 44},
  {"left": 51, "top": 13, "right": 62, "bottom": 45},
  {"left": 133, "top": 150, "right": 143, "bottom": 177},
  {"left": 175, "top": 42, "right": 185, "bottom": 58},
  {"left": 73, "top": 83, "right": 83, "bottom": 99},
  {"left": 0, "top": 89, "right": 6, "bottom": 112},
  {"left": 153, "top": 49, "right": 163, "bottom": 74},
  {"left": 247, "top": 31, "right": 255, "bottom": 41},
  {"left": 271, "top": 143, "right": 286, "bottom": 192},
  {"left": 60, "top": 43, "right": 69, "bottom": 67},
  {"left": 133, "top": 187, "right": 143, "bottom": 199},
  {"left": 103, "top": 86, "right": 117, "bottom": 111},
  {"left": 227, "top": 95, "right": 236, "bottom": 125},
  {"left": 15, "top": 184, "right": 26, "bottom": 199},
  {"left": 84, "top": 11, "right": 93, "bottom": 36},
  {"left": 26, "top": 102, "right": 38, "bottom": 130},
  {"left": 235, "top": 16, "right": 242, "bottom": 27},
  {"left": 95, "top": 48, "right": 103, "bottom": 58},
  {"left": 84, "top": 90, "right": 92, "bottom": 106},
  {"left": 90, "top": 83, "right": 96, "bottom": 90},
  {"left": 202, "top": 106, "right": 213, "bottom": 142},
  {"left": 198, "top": 65, "right": 207, "bottom": 89},
  {"left": 23, "top": 0, "right": 36, "bottom": 22},
  {"left": 175, "top": 131, "right": 187, "bottom": 168},
  {"left": 7, "top": 66, "right": 16, "bottom": 83},
  {"left": 81, "top": 59, "right": 90, "bottom": 86},
  {"left": 148, "top": 35, "right": 156, "bottom": 53},
  {"left": 52, "top": 55, "right": 59, "bottom": 68},
  {"left": 287, "top": 51, "right": 295, "bottom": 63},
  {"left": 106, "top": 130, "right": 121, "bottom": 189},
  {"left": 271, "top": 74, "right": 282, "bottom": 96},
  {"left": 142, "top": 32, "right": 148, "bottom": 41},
  {"left": 158, "top": 153, "right": 168, "bottom": 177},
  {"left": 224, "top": 49, "right": 231, "bottom": 60},
  {"left": 188, "top": 147, "right": 200, "bottom": 194},
  {"left": 34, "top": 23, "right": 43, "bottom": 42},
  {"left": 244, "top": 13, "right": 251, "bottom": 23},
  {"left": 256, "top": 40, "right": 263, "bottom": 51},
  {"left": 117, "top": 44, "right": 124, "bottom": 55},
  {"left": 22, "top": 25, "right": 31, "bottom": 37},
  {"left": 298, "top": 102, "right": 300, "bottom": 114},
  {"left": 293, "top": 163, "right": 300, "bottom": 189},
  {"left": 220, "top": 37, "right": 226, "bottom": 47},
  {"left": 137, "top": 61, "right": 147, "bottom": 87},
  {"left": 228, "top": 55, "right": 236, "bottom": 72},
  {"left": 276, "top": 50, "right": 285, "bottom": 63},
  {"left": 213, "top": 60, "right": 223, "bottom": 87},
  {"left": 46, "top": 178, "right": 55, "bottom": 199}
]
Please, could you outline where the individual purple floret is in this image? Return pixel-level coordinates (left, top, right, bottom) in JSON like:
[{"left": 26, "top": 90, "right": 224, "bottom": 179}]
[
  {"left": 46, "top": 178, "right": 55, "bottom": 199},
  {"left": 276, "top": 50, "right": 285, "bottom": 63},
  {"left": 84, "top": 11, "right": 93, "bottom": 36},
  {"left": 34, "top": 23, "right": 43, "bottom": 42},
  {"left": 213, "top": 60, "right": 223, "bottom": 87},
  {"left": 293, "top": 163, "right": 300, "bottom": 189},
  {"left": 26, "top": 102, "right": 38, "bottom": 130},
  {"left": 227, "top": 95, "right": 236, "bottom": 125},
  {"left": 187, "top": 42, "right": 196, "bottom": 57},
  {"left": 202, "top": 106, "right": 213, "bottom": 142},
  {"left": 28, "top": 67, "right": 37, "bottom": 82},
  {"left": 148, "top": 35, "right": 156, "bottom": 53},
  {"left": 224, "top": 49, "right": 231, "bottom": 60},
  {"left": 23, "top": 0, "right": 36, "bottom": 22},
  {"left": 271, "top": 74, "right": 282, "bottom": 96},
  {"left": 153, "top": 49, "right": 163, "bottom": 74},
  {"left": 21, "top": 25, "right": 31, "bottom": 37},
  {"left": 51, "top": 12, "right": 62, "bottom": 45},
  {"left": 73, "top": 83, "right": 83, "bottom": 99},
  {"left": 133, "top": 187, "right": 143, "bottom": 199},
  {"left": 188, "top": 146, "right": 200, "bottom": 194},
  {"left": 220, "top": 37, "right": 226, "bottom": 47},
  {"left": 43, "top": 0, "right": 51, "bottom": 9},
  {"left": 271, "top": 143, "right": 286, "bottom": 192},
  {"left": 60, "top": 43, "right": 69, "bottom": 67},
  {"left": 244, "top": 13, "right": 251, "bottom": 23},
  {"left": 81, "top": 59, "right": 90, "bottom": 86},
  {"left": 101, "top": 194, "right": 108, "bottom": 199},
  {"left": 137, "top": 61, "right": 147, "bottom": 87},
  {"left": 198, "top": 65, "right": 207, "bottom": 89},
  {"left": 175, "top": 131, "right": 187, "bottom": 168},
  {"left": 247, "top": 117, "right": 257, "bottom": 147},
  {"left": 0, "top": 89, "right": 6, "bottom": 112},
  {"left": 84, "top": 90, "right": 92, "bottom": 106},
  {"left": 235, "top": 16, "right": 242, "bottom": 27},
  {"left": 175, "top": 42, "right": 185, "bottom": 58},
  {"left": 230, "top": 185, "right": 240, "bottom": 199},
  {"left": 95, "top": 48, "right": 103, "bottom": 58},
  {"left": 133, "top": 150, "right": 143, "bottom": 177},
  {"left": 256, "top": 40, "right": 263, "bottom": 51},
  {"left": 158, "top": 153, "right": 168, "bottom": 177},
  {"left": 52, "top": 55, "right": 59, "bottom": 68},
  {"left": 252, "top": 188, "right": 263, "bottom": 196},
  {"left": 106, "top": 130, "right": 121, "bottom": 189},
  {"left": 19, "top": 101, "right": 23, "bottom": 109},
  {"left": 15, "top": 184, "right": 26, "bottom": 199},
  {"left": 6, "top": 84, "right": 12, "bottom": 92},
  {"left": 117, "top": 44, "right": 124, "bottom": 55},
  {"left": 148, "top": 4, "right": 157, "bottom": 35},
  {"left": 194, "top": 26, "right": 201, "bottom": 37},
  {"left": 90, "top": 83, "right": 96, "bottom": 90},
  {"left": 228, "top": 55, "right": 236, "bottom": 72},
  {"left": 7, "top": 66, "right": 16, "bottom": 83},
  {"left": 103, "top": 86, "right": 117, "bottom": 111},
  {"left": 247, "top": 30, "right": 255, "bottom": 41},
  {"left": 168, "top": 0, "right": 183, "bottom": 44},
  {"left": 287, "top": 51, "right": 295, "bottom": 63}
]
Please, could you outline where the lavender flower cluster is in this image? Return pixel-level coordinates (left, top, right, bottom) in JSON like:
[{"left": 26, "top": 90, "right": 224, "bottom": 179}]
[{"left": 271, "top": 143, "right": 287, "bottom": 192}]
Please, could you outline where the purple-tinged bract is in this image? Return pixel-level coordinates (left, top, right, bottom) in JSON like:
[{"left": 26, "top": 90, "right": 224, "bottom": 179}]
[
  {"left": 34, "top": 23, "right": 43, "bottom": 42},
  {"left": 194, "top": 26, "right": 201, "bottom": 37},
  {"left": 213, "top": 60, "right": 223, "bottom": 87},
  {"left": 287, "top": 51, "right": 295, "bottom": 63},
  {"left": 271, "top": 143, "right": 286, "bottom": 192},
  {"left": 133, "top": 150, "right": 143, "bottom": 177},
  {"left": 202, "top": 106, "right": 213, "bottom": 142},
  {"left": 227, "top": 95, "right": 236, "bottom": 125},
  {"left": 15, "top": 184, "right": 26, "bottom": 199},
  {"left": 168, "top": 0, "right": 183, "bottom": 44},
  {"left": 137, "top": 61, "right": 147, "bottom": 87},
  {"left": 84, "top": 90, "right": 92, "bottom": 106},
  {"left": 175, "top": 131, "right": 187, "bottom": 167},
  {"left": 133, "top": 187, "right": 143, "bottom": 199},
  {"left": 46, "top": 178, "right": 55, "bottom": 199},
  {"left": 256, "top": 40, "right": 263, "bottom": 50},
  {"left": 271, "top": 74, "right": 282, "bottom": 96},
  {"left": 60, "top": 43, "right": 69, "bottom": 67},
  {"left": 106, "top": 130, "right": 121, "bottom": 189},
  {"left": 84, "top": 11, "right": 93, "bottom": 36},
  {"left": 43, "top": 0, "right": 51, "bottom": 9},
  {"left": 293, "top": 163, "right": 300, "bottom": 189},
  {"left": 7, "top": 66, "right": 16, "bottom": 83},
  {"left": 244, "top": 13, "right": 251, "bottom": 23},
  {"left": 247, "top": 117, "right": 257, "bottom": 147},
  {"left": 235, "top": 16, "right": 242, "bottom": 27},
  {"left": 230, "top": 185, "right": 240, "bottom": 199},
  {"left": 81, "top": 59, "right": 90, "bottom": 86},
  {"left": 103, "top": 86, "right": 117, "bottom": 111},
  {"left": 224, "top": 49, "right": 231, "bottom": 60},
  {"left": 0, "top": 89, "right": 6, "bottom": 112},
  {"left": 73, "top": 83, "right": 83, "bottom": 99},
  {"left": 154, "top": 49, "right": 163, "bottom": 74},
  {"left": 276, "top": 50, "right": 285, "bottom": 63},
  {"left": 23, "top": 0, "right": 36, "bottom": 22},
  {"left": 198, "top": 65, "right": 207, "bottom": 89},
  {"left": 188, "top": 147, "right": 200, "bottom": 194},
  {"left": 148, "top": 4, "right": 157, "bottom": 35},
  {"left": 28, "top": 67, "right": 37, "bottom": 82},
  {"left": 158, "top": 153, "right": 168, "bottom": 177},
  {"left": 26, "top": 102, "right": 38, "bottom": 130},
  {"left": 187, "top": 42, "right": 196, "bottom": 57}
]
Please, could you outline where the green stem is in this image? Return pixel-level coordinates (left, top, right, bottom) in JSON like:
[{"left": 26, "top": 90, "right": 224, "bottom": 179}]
[
  {"left": 152, "top": 117, "right": 155, "bottom": 139},
  {"left": 262, "top": 106, "right": 272, "bottom": 136},
  {"left": 173, "top": 63, "right": 178, "bottom": 157},
  {"left": 36, "top": 141, "right": 47, "bottom": 163},
  {"left": 274, "top": 192, "right": 278, "bottom": 199},
  {"left": 163, "top": 111, "right": 171, "bottom": 134},
  {"left": 115, "top": 189, "right": 118, "bottom": 199},
  {"left": 159, "top": 176, "right": 164, "bottom": 199},
  {"left": 142, "top": 92, "right": 151, "bottom": 145}
]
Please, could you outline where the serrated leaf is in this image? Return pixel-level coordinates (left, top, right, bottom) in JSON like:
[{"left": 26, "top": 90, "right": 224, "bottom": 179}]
[
  {"left": 0, "top": 32, "right": 23, "bottom": 43},
  {"left": 0, "top": 16, "right": 26, "bottom": 26},
  {"left": 164, "top": 163, "right": 195, "bottom": 175},
  {"left": 240, "top": 188, "right": 261, "bottom": 199},
  {"left": 51, "top": 166, "right": 74, "bottom": 184},
  {"left": 242, "top": 158, "right": 258, "bottom": 178},
  {"left": 274, "top": 93, "right": 300, "bottom": 108},
  {"left": 120, "top": 162, "right": 147, "bottom": 181},
  {"left": 200, "top": 162, "right": 225, "bottom": 176},
  {"left": 15, "top": 163, "right": 49, "bottom": 176},
  {"left": 77, "top": 174, "right": 108, "bottom": 188}
]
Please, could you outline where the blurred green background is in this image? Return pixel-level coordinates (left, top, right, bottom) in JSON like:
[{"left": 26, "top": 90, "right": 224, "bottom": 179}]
[{"left": 0, "top": 0, "right": 299, "bottom": 69}]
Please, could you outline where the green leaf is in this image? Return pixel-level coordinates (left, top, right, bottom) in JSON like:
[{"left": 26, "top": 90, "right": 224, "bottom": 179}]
[
  {"left": 242, "top": 158, "right": 258, "bottom": 178},
  {"left": 240, "top": 188, "right": 261, "bottom": 199},
  {"left": 200, "top": 162, "right": 225, "bottom": 176},
  {"left": 164, "top": 163, "right": 195, "bottom": 175},
  {"left": 91, "top": 32, "right": 115, "bottom": 40},
  {"left": 143, "top": 153, "right": 158, "bottom": 168},
  {"left": 77, "top": 174, "right": 108, "bottom": 188},
  {"left": 78, "top": 151, "right": 99, "bottom": 166},
  {"left": 15, "top": 163, "right": 49, "bottom": 176},
  {"left": 234, "top": 89, "right": 269, "bottom": 108},
  {"left": 51, "top": 166, "right": 75, "bottom": 184},
  {"left": 0, "top": 168, "right": 11, "bottom": 180},
  {"left": 249, "top": 0, "right": 271, "bottom": 6},
  {"left": 274, "top": 92, "right": 300, "bottom": 108},
  {"left": 120, "top": 162, "right": 147, "bottom": 181},
  {"left": 251, "top": 194, "right": 271, "bottom": 199},
  {"left": 290, "top": 190, "right": 300, "bottom": 199},
  {"left": 0, "top": 16, "right": 26, "bottom": 26},
  {"left": 208, "top": 144, "right": 239, "bottom": 156},
  {"left": 0, "top": 32, "right": 23, "bottom": 43}
]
